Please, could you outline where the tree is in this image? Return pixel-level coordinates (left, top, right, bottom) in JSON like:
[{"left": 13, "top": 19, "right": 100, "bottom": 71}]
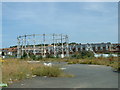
[{"left": 2, "top": 52, "right": 5, "bottom": 56}]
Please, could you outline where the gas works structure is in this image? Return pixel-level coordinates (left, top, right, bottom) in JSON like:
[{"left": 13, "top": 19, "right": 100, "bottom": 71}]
[
  {"left": 17, "top": 34, "right": 69, "bottom": 58},
  {"left": 16, "top": 34, "right": 120, "bottom": 58}
]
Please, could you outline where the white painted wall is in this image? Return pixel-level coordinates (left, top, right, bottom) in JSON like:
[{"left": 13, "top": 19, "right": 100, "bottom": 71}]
[
  {"left": 7, "top": 52, "right": 13, "bottom": 55},
  {"left": 0, "top": 51, "right": 2, "bottom": 55},
  {"left": 94, "top": 54, "right": 118, "bottom": 57}
]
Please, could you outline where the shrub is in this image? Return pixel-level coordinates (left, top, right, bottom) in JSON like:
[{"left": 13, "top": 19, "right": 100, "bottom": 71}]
[
  {"left": 30, "top": 55, "right": 36, "bottom": 60},
  {"left": 68, "top": 62, "right": 74, "bottom": 64},
  {"left": 36, "top": 55, "right": 43, "bottom": 60},
  {"left": 56, "top": 54, "right": 59, "bottom": 58},
  {"left": 110, "top": 62, "right": 120, "bottom": 72},
  {"left": 46, "top": 54, "right": 55, "bottom": 58},
  {"left": 2, "top": 59, "right": 72, "bottom": 84},
  {"left": 21, "top": 52, "right": 28, "bottom": 59},
  {"left": 71, "top": 51, "right": 94, "bottom": 59},
  {"left": 32, "top": 66, "right": 63, "bottom": 77},
  {"left": 29, "top": 55, "right": 42, "bottom": 60},
  {"left": 23, "top": 52, "right": 28, "bottom": 58},
  {"left": 81, "top": 51, "right": 94, "bottom": 59}
]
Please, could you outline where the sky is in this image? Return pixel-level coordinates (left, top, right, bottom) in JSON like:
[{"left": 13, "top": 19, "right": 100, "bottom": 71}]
[{"left": 2, "top": 2, "right": 118, "bottom": 48}]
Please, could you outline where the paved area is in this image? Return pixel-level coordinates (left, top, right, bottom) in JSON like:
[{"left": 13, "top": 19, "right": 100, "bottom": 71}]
[{"left": 7, "top": 64, "right": 118, "bottom": 88}]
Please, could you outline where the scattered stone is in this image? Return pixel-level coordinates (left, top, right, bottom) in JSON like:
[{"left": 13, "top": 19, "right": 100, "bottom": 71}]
[
  {"left": 27, "top": 61, "right": 40, "bottom": 63},
  {"left": 59, "top": 68, "right": 66, "bottom": 70},
  {"left": 44, "top": 62, "right": 52, "bottom": 66},
  {"left": 26, "top": 74, "right": 30, "bottom": 78},
  {"left": 14, "top": 79, "right": 18, "bottom": 81},
  {"left": 88, "top": 65, "right": 100, "bottom": 67},
  {"left": 8, "top": 78, "right": 13, "bottom": 84},
  {"left": 44, "top": 76, "right": 47, "bottom": 78},
  {"left": 21, "top": 84, "right": 24, "bottom": 86},
  {"left": 32, "top": 75, "right": 36, "bottom": 78}
]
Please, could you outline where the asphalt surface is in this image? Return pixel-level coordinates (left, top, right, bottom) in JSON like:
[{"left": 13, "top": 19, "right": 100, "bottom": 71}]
[{"left": 7, "top": 64, "right": 118, "bottom": 88}]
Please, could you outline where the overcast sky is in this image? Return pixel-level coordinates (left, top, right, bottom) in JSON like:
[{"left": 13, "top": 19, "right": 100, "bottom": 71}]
[{"left": 2, "top": 2, "right": 118, "bottom": 48}]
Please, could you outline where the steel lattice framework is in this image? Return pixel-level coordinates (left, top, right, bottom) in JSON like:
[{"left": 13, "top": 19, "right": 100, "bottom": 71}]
[{"left": 17, "top": 34, "right": 69, "bottom": 58}]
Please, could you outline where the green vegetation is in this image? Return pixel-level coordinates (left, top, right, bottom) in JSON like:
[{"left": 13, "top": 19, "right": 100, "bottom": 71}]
[
  {"left": 20, "top": 51, "right": 95, "bottom": 60},
  {"left": 2, "top": 50, "right": 119, "bottom": 85},
  {"left": 71, "top": 51, "right": 94, "bottom": 59},
  {"left": 2, "top": 59, "right": 72, "bottom": 84},
  {"left": 30, "top": 55, "right": 43, "bottom": 60},
  {"left": 66, "top": 57, "right": 119, "bottom": 72},
  {"left": 32, "top": 66, "right": 62, "bottom": 77},
  {"left": 46, "top": 54, "right": 55, "bottom": 58}
]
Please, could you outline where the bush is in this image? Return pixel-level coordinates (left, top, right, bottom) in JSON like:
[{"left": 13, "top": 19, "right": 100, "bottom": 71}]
[
  {"left": 46, "top": 54, "right": 55, "bottom": 58},
  {"left": 36, "top": 55, "right": 43, "bottom": 60},
  {"left": 71, "top": 51, "right": 94, "bottom": 59},
  {"left": 30, "top": 55, "right": 36, "bottom": 60},
  {"left": 32, "top": 66, "right": 63, "bottom": 77},
  {"left": 110, "top": 62, "right": 120, "bottom": 72},
  {"left": 56, "top": 54, "right": 59, "bottom": 58},
  {"left": 30, "top": 55, "right": 42, "bottom": 60},
  {"left": 21, "top": 52, "right": 28, "bottom": 59},
  {"left": 81, "top": 51, "right": 94, "bottom": 58},
  {"left": 71, "top": 54, "right": 82, "bottom": 59},
  {"left": 2, "top": 59, "right": 70, "bottom": 84}
]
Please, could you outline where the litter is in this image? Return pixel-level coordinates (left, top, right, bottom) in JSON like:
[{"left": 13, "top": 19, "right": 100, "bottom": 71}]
[
  {"left": 8, "top": 78, "right": 13, "bottom": 84},
  {"left": 44, "top": 76, "right": 47, "bottom": 78},
  {"left": 44, "top": 62, "right": 52, "bottom": 66},
  {"left": 21, "top": 84, "right": 24, "bottom": 86},
  {"left": 59, "top": 68, "right": 66, "bottom": 70},
  {"left": 32, "top": 75, "right": 36, "bottom": 78},
  {"left": 0, "top": 84, "right": 8, "bottom": 87}
]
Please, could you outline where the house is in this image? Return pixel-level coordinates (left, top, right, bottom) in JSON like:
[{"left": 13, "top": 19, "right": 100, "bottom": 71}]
[{"left": 0, "top": 47, "right": 17, "bottom": 57}]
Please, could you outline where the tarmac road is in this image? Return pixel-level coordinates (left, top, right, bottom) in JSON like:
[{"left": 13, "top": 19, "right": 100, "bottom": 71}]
[{"left": 7, "top": 64, "right": 118, "bottom": 88}]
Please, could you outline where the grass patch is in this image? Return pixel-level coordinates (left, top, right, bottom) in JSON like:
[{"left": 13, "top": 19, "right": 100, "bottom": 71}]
[
  {"left": 2, "top": 57, "right": 119, "bottom": 85},
  {"left": 66, "top": 57, "right": 119, "bottom": 72},
  {"left": 32, "top": 66, "right": 62, "bottom": 77},
  {"left": 2, "top": 58, "right": 71, "bottom": 84},
  {"left": 110, "top": 62, "right": 120, "bottom": 71}
]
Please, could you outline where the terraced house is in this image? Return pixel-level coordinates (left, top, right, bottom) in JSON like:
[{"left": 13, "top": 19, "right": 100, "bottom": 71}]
[
  {"left": 69, "top": 42, "right": 120, "bottom": 54},
  {"left": 0, "top": 42, "right": 119, "bottom": 58}
]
